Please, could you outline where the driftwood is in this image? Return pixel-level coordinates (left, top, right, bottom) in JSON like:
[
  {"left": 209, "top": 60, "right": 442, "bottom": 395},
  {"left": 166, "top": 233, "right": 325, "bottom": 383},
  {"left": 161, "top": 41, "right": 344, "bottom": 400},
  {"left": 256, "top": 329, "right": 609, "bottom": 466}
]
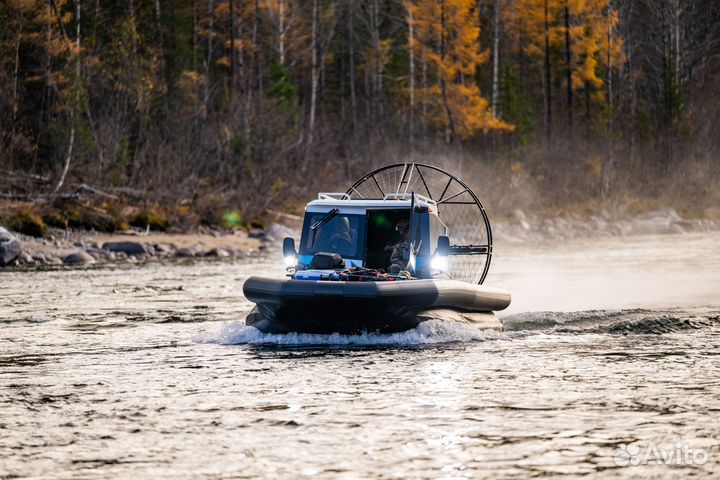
[
  {"left": 105, "top": 187, "right": 154, "bottom": 201},
  {"left": 0, "top": 192, "right": 71, "bottom": 201},
  {"left": 73, "top": 183, "right": 119, "bottom": 200},
  {"left": 0, "top": 183, "right": 119, "bottom": 201},
  {"left": 0, "top": 169, "right": 51, "bottom": 183}
]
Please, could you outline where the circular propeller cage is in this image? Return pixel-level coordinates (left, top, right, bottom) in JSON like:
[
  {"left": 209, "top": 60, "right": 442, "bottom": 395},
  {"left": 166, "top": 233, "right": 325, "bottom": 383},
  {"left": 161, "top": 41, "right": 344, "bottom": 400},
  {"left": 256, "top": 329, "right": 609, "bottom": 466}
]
[{"left": 347, "top": 163, "right": 493, "bottom": 284}]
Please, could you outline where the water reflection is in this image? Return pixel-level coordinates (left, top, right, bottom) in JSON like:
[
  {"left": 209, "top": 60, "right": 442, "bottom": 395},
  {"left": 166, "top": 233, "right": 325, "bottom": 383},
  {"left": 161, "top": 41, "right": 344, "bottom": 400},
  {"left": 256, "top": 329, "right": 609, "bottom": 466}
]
[{"left": 1, "top": 233, "right": 719, "bottom": 478}]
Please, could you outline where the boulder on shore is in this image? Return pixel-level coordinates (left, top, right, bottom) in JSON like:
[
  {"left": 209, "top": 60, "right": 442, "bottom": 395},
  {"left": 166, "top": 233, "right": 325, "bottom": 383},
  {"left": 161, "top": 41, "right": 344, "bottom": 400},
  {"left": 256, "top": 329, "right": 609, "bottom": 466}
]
[
  {"left": 264, "top": 223, "right": 297, "bottom": 241},
  {"left": 64, "top": 250, "right": 96, "bottom": 265},
  {"left": 31, "top": 252, "right": 47, "bottom": 264},
  {"left": 102, "top": 241, "right": 148, "bottom": 256},
  {"left": 17, "top": 251, "right": 34, "bottom": 265},
  {"left": 205, "top": 247, "right": 231, "bottom": 257},
  {"left": 153, "top": 243, "right": 173, "bottom": 254},
  {"left": 0, "top": 227, "right": 22, "bottom": 266}
]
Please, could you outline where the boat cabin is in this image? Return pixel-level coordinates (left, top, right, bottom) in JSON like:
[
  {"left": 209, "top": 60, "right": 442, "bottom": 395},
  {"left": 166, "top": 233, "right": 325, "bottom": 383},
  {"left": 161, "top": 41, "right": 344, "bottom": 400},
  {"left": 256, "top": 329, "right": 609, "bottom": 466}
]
[{"left": 284, "top": 192, "right": 450, "bottom": 278}]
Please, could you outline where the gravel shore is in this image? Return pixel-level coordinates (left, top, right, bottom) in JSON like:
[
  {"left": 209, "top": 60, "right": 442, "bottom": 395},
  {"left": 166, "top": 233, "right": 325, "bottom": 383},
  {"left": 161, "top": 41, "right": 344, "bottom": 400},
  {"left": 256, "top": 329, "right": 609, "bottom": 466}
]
[
  {"left": 0, "top": 223, "right": 297, "bottom": 269},
  {"left": 1, "top": 209, "right": 717, "bottom": 269}
]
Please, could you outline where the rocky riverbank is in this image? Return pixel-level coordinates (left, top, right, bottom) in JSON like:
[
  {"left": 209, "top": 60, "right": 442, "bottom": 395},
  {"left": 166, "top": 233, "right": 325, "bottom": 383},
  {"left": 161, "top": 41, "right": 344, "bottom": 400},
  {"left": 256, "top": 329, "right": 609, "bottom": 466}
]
[
  {"left": 0, "top": 223, "right": 297, "bottom": 269},
  {"left": 0, "top": 209, "right": 717, "bottom": 269}
]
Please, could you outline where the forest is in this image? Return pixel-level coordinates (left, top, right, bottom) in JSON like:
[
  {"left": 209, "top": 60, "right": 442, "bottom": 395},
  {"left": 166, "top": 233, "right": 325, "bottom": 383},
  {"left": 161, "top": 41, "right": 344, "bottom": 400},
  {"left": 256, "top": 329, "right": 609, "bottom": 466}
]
[{"left": 1, "top": 0, "right": 719, "bottom": 229}]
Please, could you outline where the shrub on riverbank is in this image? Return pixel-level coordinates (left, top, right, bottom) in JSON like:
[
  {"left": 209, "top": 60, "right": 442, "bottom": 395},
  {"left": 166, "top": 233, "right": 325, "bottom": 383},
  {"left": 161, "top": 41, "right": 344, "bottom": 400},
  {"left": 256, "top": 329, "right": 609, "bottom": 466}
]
[{"left": 2, "top": 209, "right": 47, "bottom": 238}]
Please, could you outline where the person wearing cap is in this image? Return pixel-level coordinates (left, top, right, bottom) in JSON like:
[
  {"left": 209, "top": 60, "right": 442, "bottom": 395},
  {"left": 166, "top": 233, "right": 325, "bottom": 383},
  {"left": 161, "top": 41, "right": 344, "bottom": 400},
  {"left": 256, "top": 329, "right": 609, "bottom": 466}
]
[{"left": 387, "top": 219, "right": 410, "bottom": 274}]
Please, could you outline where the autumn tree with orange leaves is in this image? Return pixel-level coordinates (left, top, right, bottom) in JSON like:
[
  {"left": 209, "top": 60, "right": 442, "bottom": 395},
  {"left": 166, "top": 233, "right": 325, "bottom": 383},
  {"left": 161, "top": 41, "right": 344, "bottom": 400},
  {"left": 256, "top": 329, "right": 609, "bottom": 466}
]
[{"left": 406, "top": 0, "right": 513, "bottom": 145}]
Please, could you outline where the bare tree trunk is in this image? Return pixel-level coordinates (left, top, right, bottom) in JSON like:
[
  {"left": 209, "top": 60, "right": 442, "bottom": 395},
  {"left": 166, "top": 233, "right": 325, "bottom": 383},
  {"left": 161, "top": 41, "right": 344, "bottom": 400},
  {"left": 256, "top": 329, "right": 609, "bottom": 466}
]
[
  {"left": 544, "top": 0, "right": 552, "bottom": 140},
  {"left": 421, "top": 53, "right": 427, "bottom": 128},
  {"left": 154, "top": 0, "right": 171, "bottom": 103},
  {"left": 53, "top": 0, "right": 81, "bottom": 195},
  {"left": 253, "top": 0, "right": 262, "bottom": 94},
  {"left": 307, "top": 0, "right": 319, "bottom": 158},
  {"left": 52, "top": 126, "right": 75, "bottom": 195},
  {"left": 607, "top": 7, "right": 613, "bottom": 112},
  {"left": 674, "top": 0, "right": 680, "bottom": 84},
  {"left": 203, "top": 0, "right": 214, "bottom": 116},
  {"left": 564, "top": 2, "right": 573, "bottom": 134},
  {"left": 491, "top": 0, "right": 500, "bottom": 118},
  {"left": 11, "top": 31, "right": 22, "bottom": 140},
  {"left": 237, "top": 3, "right": 251, "bottom": 161},
  {"left": 601, "top": 0, "right": 615, "bottom": 209},
  {"left": 93, "top": 0, "right": 99, "bottom": 46},
  {"left": 408, "top": 1, "right": 415, "bottom": 156},
  {"left": 627, "top": 7, "right": 636, "bottom": 171},
  {"left": 192, "top": 0, "right": 198, "bottom": 70},
  {"left": 154, "top": 0, "right": 163, "bottom": 51},
  {"left": 129, "top": 0, "right": 138, "bottom": 55},
  {"left": 371, "top": 0, "right": 383, "bottom": 122},
  {"left": 279, "top": 0, "right": 285, "bottom": 65},
  {"left": 228, "top": 0, "right": 235, "bottom": 88},
  {"left": 37, "top": 2, "right": 54, "bottom": 169},
  {"left": 439, "top": 1, "right": 455, "bottom": 145},
  {"left": 348, "top": 0, "right": 357, "bottom": 129},
  {"left": 237, "top": 1, "right": 245, "bottom": 93}
]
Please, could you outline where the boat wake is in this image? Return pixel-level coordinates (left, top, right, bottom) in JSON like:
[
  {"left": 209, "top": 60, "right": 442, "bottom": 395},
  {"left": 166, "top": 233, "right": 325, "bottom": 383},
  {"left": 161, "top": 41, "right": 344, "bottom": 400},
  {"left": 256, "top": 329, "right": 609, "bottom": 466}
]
[
  {"left": 195, "top": 319, "right": 509, "bottom": 346},
  {"left": 195, "top": 308, "right": 719, "bottom": 346},
  {"left": 502, "top": 308, "right": 719, "bottom": 335}
]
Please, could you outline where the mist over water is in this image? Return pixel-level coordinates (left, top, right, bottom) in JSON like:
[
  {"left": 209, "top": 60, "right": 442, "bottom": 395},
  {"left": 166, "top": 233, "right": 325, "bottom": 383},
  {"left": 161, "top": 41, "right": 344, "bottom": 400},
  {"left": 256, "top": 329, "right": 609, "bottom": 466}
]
[
  {"left": 1, "top": 232, "right": 719, "bottom": 478},
  {"left": 492, "top": 232, "right": 720, "bottom": 315}
]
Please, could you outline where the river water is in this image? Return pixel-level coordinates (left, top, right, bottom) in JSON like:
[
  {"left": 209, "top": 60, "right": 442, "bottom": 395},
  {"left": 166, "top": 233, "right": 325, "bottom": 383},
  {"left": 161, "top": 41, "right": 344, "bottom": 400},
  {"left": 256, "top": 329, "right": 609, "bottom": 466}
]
[{"left": 1, "top": 232, "right": 719, "bottom": 479}]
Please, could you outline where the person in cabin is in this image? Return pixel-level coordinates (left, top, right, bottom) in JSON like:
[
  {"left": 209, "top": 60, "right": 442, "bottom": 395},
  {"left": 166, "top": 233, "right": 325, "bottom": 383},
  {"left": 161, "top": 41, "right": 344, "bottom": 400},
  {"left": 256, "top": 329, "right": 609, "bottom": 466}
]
[
  {"left": 330, "top": 217, "right": 351, "bottom": 243},
  {"left": 328, "top": 216, "right": 355, "bottom": 253},
  {"left": 387, "top": 220, "right": 410, "bottom": 274}
]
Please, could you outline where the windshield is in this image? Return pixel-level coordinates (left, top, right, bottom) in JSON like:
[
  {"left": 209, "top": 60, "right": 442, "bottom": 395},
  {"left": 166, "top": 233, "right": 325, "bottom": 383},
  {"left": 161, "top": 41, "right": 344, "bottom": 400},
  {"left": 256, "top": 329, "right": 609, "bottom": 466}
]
[{"left": 299, "top": 212, "right": 365, "bottom": 259}]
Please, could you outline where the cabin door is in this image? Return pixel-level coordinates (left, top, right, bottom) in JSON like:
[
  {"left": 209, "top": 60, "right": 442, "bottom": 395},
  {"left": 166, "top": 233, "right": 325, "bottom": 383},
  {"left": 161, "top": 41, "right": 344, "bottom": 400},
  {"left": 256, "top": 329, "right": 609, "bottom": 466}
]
[{"left": 364, "top": 209, "right": 411, "bottom": 270}]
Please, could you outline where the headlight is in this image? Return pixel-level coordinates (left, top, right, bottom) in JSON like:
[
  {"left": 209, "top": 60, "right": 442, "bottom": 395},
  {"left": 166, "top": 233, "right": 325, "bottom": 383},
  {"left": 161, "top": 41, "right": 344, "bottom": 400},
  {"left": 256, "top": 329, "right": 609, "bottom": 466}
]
[
  {"left": 284, "top": 255, "right": 297, "bottom": 268},
  {"left": 430, "top": 255, "right": 447, "bottom": 272}
]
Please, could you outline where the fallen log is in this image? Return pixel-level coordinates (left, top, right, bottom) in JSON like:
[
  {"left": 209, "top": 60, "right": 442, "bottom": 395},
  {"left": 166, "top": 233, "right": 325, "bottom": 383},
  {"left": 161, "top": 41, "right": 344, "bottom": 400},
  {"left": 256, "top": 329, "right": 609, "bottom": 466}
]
[{"left": 0, "top": 183, "right": 119, "bottom": 201}]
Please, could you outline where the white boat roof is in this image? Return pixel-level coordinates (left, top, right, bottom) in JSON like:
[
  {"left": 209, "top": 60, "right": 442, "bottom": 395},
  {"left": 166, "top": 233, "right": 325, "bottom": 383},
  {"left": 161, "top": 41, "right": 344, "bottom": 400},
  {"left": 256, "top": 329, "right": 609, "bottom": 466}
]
[{"left": 306, "top": 192, "right": 438, "bottom": 214}]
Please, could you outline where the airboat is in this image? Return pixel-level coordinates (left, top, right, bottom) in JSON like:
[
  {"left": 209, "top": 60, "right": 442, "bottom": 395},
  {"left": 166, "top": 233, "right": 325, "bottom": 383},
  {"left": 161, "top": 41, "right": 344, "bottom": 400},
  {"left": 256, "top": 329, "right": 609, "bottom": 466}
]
[{"left": 243, "top": 163, "right": 511, "bottom": 334}]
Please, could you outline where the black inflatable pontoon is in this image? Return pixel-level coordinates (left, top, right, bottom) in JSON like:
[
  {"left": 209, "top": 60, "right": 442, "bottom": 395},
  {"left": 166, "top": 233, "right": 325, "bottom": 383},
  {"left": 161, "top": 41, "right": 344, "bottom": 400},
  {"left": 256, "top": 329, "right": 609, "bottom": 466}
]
[
  {"left": 244, "top": 277, "right": 511, "bottom": 334},
  {"left": 243, "top": 163, "right": 512, "bottom": 335}
]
